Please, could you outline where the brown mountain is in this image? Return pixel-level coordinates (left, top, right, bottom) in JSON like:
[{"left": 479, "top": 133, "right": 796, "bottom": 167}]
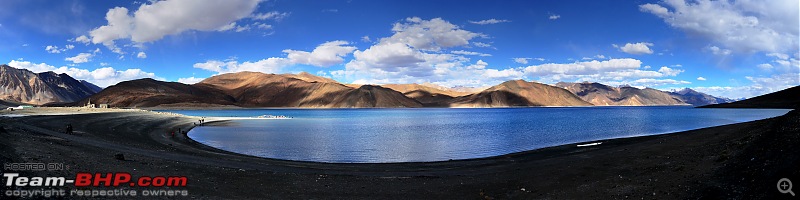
[
  {"left": 380, "top": 83, "right": 471, "bottom": 107},
  {"left": 0, "top": 64, "right": 98, "bottom": 104},
  {"left": 448, "top": 80, "right": 592, "bottom": 107},
  {"left": 700, "top": 85, "right": 800, "bottom": 109},
  {"left": 669, "top": 88, "right": 734, "bottom": 106},
  {"left": 82, "top": 72, "right": 422, "bottom": 108},
  {"left": 75, "top": 78, "right": 235, "bottom": 107},
  {"left": 556, "top": 82, "right": 688, "bottom": 106}
]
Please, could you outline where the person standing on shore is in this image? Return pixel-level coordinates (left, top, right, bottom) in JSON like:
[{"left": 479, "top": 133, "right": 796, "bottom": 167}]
[{"left": 65, "top": 124, "right": 73, "bottom": 135}]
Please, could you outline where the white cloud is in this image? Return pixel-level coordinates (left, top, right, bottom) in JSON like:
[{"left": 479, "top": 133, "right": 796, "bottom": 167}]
[
  {"left": 616, "top": 42, "right": 654, "bottom": 54},
  {"left": 177, "top": 77, "right": 205, "bottom": 84},
  {"left": 468, "top": 18, "right": 510, "bottom": 25},
  {"left": 631, "top": 78, "right": 691, "bottom": 86},
  {"left": 757, "top": 63, "right": 773, "bottom": 70},
  {"left": 251, "top": 11, "right": 290, "bottom": 21},
  {"left": 89, "top": 0, "right": 261, "bottom": 47},
  {"left": 657, "top": 66, "right": 683, "bottom": 76},
  {"left": 283, "top": 40, "right": 357, "bottom": 67},
  {"left": 524, "top": 58, "right": 642, "bottom": 76},
  {"left": 137, "top": 52, "right": 147, "bottom": 59},
  {"left": 473, "top": 42, "right": 492, "bottom": 48},
  {"left": 381, "top": 17, "right": 482, "bottom": 51},
  {"left": 361, "top": 36, "right": 371, "bottom": 42},
  {"left": 693, "top": 73, "right": 799, "bottom": 99},
  {"left": 45, "top": 45, "right": 75, "bottom": 54},
  {"left": 45, "top": 46, "right": 61, "bottom": 53},
  {"left": 73, "top": 35, "right": 91, "bottom": 44},
  {"left": 521, "top": 58, "right": 691, "bottom": 88},
  {"left": 549, "top": 15, "right": 561, "bottom": 20},
  {"left": 65, "top": 53, "right": 94, "bottom": 64},
  {"left": 707, "top": 46, "right": 731, "bottom": 55},
  {"left": 7, "top": 60, "right": 159, "bottom": 87},
  {"left": 513, "top": 57, "right": 531, "bottom": 64},
  {"left": 640, "top": 0, "right": 799, "bottom": 55},
  {"left": 195, "top": 41, "right": 358, "bottom": 74},
  {"left": 194, "top": 58, "right": 291, "bottom": 74},
  {"left": 697, "top": 76, "right": 706, "bottom": 81},
  {"left": 451, "top": 50, "right": 491, "bottom": 57}
]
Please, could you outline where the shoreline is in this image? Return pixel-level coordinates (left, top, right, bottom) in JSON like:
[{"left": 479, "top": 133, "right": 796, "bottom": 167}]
[{"left": 1, "top": 108, "right": 797, "bottom": 198}]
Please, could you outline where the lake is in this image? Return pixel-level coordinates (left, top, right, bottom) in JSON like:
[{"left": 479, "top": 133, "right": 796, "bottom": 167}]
[{"left": 158, "top": 107, "right": 790, "bottom": 163}]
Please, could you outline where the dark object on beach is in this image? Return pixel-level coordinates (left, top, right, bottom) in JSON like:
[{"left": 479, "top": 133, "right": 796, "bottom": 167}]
[
  {"left": 114, "top": 153, "right": 125, "bottom": 161},
  {"left": 65, "top": 124, "right": 73, "bottom": 135}
]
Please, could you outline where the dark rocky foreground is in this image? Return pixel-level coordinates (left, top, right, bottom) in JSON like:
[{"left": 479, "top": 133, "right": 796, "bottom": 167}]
[{"left": 0, "top": 109, "right": 798, "bottom": 199}]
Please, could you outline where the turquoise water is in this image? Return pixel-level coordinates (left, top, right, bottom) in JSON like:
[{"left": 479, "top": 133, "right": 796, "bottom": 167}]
[{"left": 159, "top": 107, "right": 790, "bottom": 163}]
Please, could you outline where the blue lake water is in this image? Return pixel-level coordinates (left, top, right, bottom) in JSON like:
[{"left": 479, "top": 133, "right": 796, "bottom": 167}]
[{"left": 158, "top": 107, "right": 790, "bottom": 163}]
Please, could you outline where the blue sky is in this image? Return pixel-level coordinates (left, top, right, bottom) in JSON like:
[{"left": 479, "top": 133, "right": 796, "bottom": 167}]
[{"left": 0, "top": 0, "right": 797, "bottom": 99}]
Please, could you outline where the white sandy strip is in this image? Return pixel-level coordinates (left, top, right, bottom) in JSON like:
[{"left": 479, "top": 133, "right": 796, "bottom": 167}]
[
  {"left": 576, "top": 142, "right": 602, "bottom": 147},
  {"left": 203, "top": 117, "right": 291, "bottom": 122}
]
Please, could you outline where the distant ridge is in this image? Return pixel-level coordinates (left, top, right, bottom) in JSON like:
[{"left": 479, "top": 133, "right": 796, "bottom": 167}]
[{"left": 556, "top": 82, "right": 689, "bottom": 106}]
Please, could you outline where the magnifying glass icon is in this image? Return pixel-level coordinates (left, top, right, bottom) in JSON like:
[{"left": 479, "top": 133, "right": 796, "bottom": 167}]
[{"left": 778, "top": 178, "right": 795, "bottom": 196}]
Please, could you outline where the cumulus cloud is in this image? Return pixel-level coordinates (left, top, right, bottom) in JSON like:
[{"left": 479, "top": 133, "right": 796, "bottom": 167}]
[
  {"left": 616, "top": 42, "right": 654, "bottom": 54},
  {"left": 7, "top": 60, "right": 159, "bottom": 87},
  {"left": 657, "top": 66, "right": 683, "bottom": 76},
  {"left": 45, "top": 46, "right": 61, "bottom": 53},
  {"left": 137, "top": 52, "right": 147, "bottom": 59},
  {"left": 73, "top": 35, "right": 91, "bottom": 44},
  {"left": 513, "top": 57, "right": 531, "bottom": 64},
  {"left": 45, "top": 45, "right": 75, "bottom": 54},
  {"left": 707, "top": 46, "right": 731, "bottom": 55},
  {"left": 65, "top": 53, "right": 94, "bottom": 64},
  {"left": 468, "top": 18, "right": 510, "bottom": 25},
  {"left": 549, "top": 15, "right": 561, "bottom": 20},
  {"left": 381, "top": 17, "right": 483, "bottom": 51},
  {"left": 89, "top": 0, "right": 261, "bottom": 50},
  {"left": 283, "top": 40, "right": 357, "bottom": 67},
  {"left": 640, "top": 0, "right": 799, "bottom": 55},
  {"left": 697, "top": 77, "right": 706, "bottom": 81}
]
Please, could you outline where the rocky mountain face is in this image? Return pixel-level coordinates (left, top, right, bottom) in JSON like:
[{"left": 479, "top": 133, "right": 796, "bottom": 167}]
[
  {"left": 556, "top": 82, "right": 690, "bottom": 106},
  {"left": 701, "top": 86, "right": 800, "bottom": 109},
  {"left": 0, "top": 64, "right": 99, "bottom": 104},
  {"left": 380, "top": 83, "right": 471, "bottom": 107},
  {"left": 669, "top": 88, "right": 734, "bottom": 106},
  {"left": 82, "top": 72, "right": 422, "bottom": 108},
  {"left": 449, "top": 80, "right": 592, "bottom": 107}
]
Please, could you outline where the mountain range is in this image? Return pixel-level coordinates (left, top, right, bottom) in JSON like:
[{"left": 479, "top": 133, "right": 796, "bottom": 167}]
[
  {"left": 0, "top": 64, "right": 740, "bottom": 108},
  {"left": 0, "top": 64, "right": 99, "bottom": 105}
]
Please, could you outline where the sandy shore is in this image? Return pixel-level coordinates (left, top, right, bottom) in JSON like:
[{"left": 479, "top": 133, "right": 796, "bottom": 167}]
[{"left": 1, "top": 107, "right": 798, "bottom": 199}]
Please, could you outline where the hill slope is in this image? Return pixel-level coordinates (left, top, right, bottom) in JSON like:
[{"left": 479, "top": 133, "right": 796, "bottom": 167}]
[
  {"left": 449, "top": 80, "right": 592, "bottom": 107},
  {"left": 82, "top": 72, "right": 423, "bottom": 108}
]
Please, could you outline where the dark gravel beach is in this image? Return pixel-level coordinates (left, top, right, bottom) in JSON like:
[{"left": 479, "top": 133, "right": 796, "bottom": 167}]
[{"left": 1, "top": 109, "right": 798, "bottom": 199}]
